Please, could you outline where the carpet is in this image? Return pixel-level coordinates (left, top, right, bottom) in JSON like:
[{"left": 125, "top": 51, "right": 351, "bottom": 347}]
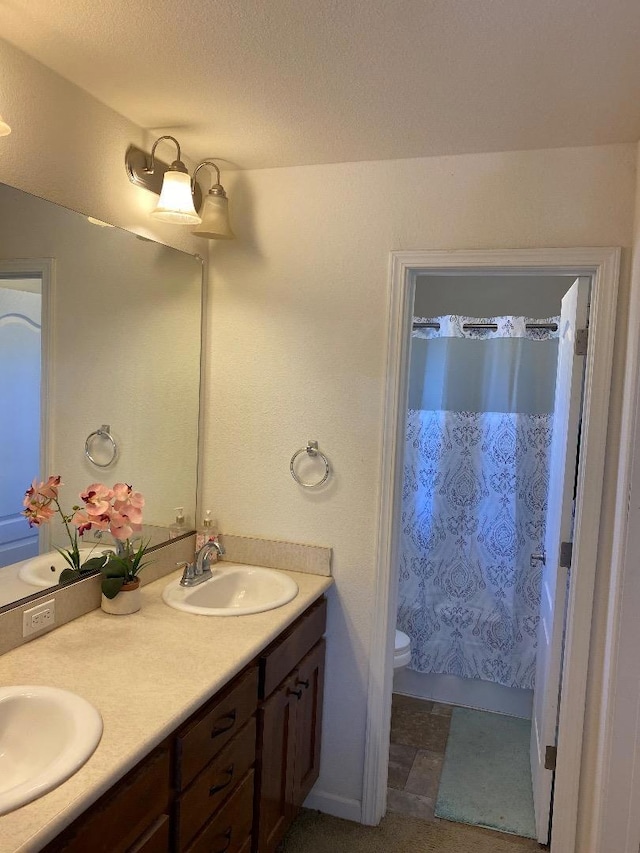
[
  {"left": 434, "top": 707, "right": 536, "bottom": 839},
  {"left": 282, "top": 808, "right": 540, "bottom": 853}
]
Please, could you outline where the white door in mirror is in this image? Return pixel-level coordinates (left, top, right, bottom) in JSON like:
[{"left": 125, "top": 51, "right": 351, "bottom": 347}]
[
  {"left": 162, "top": 564, "right": 298, "bottom": 616},
  {"left": 0, "top": 685, "right": 103, "bottom": 815}
]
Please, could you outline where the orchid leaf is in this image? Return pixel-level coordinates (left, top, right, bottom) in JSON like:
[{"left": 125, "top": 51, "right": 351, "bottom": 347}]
[
  {"left": 81, "top": 556, "right": 108, "bottom": 572},
  {"left": 101, "top": 576, "right": 125, "bottom": 599},
  {"left": 59, "top": 568, "right": 81, "bottom": 585},
  {"left": 54, "top": 545, "right": 80, "bottom": 571},
  {"left": 100, "top": 556, "right": 128, "bottom": 578}
]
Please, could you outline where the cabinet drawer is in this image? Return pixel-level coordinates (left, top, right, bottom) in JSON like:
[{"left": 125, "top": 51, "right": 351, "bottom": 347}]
[
  {"left": 260, "top": 598, "right": 326, "bottom": 699},
  {"left": 185, "top": 769, "right": 254, "bottom": 853},
  {"left": 128, "top": 815, "right": 170, "bottom": 853},
  {"left": 44, "top": 747, "right": 171, "bottom": 853},
  {"left": 176, "top": 717, "right": 256, "bottom": 850},
  {"left": 176, "top": 666, "right": 258, "bottom": 790}
]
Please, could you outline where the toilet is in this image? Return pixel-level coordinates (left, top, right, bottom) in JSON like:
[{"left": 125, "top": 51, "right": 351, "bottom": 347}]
[{"left": 394, "top": 629, "right": 411, "bottom": 669}]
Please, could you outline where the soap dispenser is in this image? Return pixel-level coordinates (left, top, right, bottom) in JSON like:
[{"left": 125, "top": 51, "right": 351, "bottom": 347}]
[
  {"left": 169, "top": 507, "right": 186, "bottom": 539},
  {"left": 196, "top": 510, "right": 216, "bottom": 550}
]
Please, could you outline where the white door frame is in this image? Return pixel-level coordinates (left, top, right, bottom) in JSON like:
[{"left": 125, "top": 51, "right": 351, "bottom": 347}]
[
  {"left": 0, "top": 259, "right": 54, "bottom": 552},
  {"left": 362, "top": 247, "right": 620, "bottom": 853}
]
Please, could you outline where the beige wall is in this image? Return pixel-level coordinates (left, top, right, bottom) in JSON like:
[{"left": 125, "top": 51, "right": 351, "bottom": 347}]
[{"left": 202, "top": 145, "right": 636, "bottom": 821}]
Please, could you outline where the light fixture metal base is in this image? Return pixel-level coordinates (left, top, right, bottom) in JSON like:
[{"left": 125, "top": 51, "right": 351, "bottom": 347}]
[{"left": 125, "top": 145, "right": 202, "bottom": 209}]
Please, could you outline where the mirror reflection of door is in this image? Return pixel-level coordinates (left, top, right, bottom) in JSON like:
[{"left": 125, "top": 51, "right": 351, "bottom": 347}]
[{"left": 0, "top": 274, "right": 42, "bottom": 567}]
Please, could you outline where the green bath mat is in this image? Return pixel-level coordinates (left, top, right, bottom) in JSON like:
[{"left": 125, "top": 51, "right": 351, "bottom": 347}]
[{"left": 434, "top": 707, "right": 536, "bottom": 839}]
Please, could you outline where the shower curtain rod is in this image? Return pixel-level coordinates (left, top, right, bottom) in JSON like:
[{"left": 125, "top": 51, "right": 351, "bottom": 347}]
[{"left": 412, "top": 321, "right": 559, "bottom": 331}]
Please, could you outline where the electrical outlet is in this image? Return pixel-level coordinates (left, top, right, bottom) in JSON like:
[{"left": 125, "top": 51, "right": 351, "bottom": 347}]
[{"left": 22, "top": 599, "right": 56, "bottom": 637}]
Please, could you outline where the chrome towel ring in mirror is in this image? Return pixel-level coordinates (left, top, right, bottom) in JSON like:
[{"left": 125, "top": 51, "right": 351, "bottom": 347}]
[
  {"left": 85, "top": 424, "right": 117, "bottom": 468},
  {"left": 290, "top": 440, "right": 331, "bottom": 488}
]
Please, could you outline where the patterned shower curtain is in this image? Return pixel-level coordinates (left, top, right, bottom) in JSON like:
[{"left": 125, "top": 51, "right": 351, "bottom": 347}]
[{"left": 397, "top": 315, "right": 559, "bottom": 690}]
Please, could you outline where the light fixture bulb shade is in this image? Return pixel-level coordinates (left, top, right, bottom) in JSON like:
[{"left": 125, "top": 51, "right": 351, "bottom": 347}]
[
  {"left": 150, "top": 170, "right": 201, "bottom": 225},
  {"left": 192, "top": 194, "right": 235, "bottom": 239},
  {"left": 0, "top": 114, "right": 11, "bottom": 136}
]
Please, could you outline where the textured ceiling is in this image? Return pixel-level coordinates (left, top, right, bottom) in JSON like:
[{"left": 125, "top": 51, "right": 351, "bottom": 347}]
[{"left": 2, "top": 0, "right": 640, "bottom": 169}]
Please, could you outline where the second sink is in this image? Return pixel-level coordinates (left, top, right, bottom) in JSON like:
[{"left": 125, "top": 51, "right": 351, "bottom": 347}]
[
  {"left": 162, "top": 563, "right": 299, "bottom": 616},
  {"left": 18, "top": 547, "right": 114, "bottom": 588},
  {"left": 0, "top": 685, "right": 103, "bottom": 815}
]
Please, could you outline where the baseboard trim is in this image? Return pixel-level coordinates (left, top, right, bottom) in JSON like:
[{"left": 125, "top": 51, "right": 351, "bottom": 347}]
[
  {"left": 393, "top": 670, "right": 533, "bottom": 719},
  {"left": 303, "top": 789, "right": 362, "bottom": 823}
]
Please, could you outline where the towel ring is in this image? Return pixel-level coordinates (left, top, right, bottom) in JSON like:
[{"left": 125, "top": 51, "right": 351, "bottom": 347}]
[
  {"left": 85, "top": 424, "right": 117, "bottom": 468},
  {"left": 290, "top": 440, "right": 330, "bottom": 488}
]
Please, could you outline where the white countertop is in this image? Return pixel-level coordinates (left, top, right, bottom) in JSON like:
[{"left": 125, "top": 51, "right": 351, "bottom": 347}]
[{"left": 0, "top": 565, "right": 333, "bottom": 853}]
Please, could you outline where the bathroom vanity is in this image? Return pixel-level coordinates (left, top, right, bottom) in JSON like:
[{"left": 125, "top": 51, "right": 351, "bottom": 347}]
[{"left": 0, "top": 567, "right": 332, "bottom": 853}]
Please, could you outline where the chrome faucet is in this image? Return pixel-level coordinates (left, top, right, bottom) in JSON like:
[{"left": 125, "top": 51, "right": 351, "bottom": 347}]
[
  {"left": 197, "top": 538, "right": 225, "bottom": 573},
  {"left": 179, "top": 538, "right": 226, "bottom": 587}
]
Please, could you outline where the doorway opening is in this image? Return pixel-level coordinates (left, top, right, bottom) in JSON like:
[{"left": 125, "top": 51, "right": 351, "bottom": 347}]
[
  {"left": 362, "top": 248, "right": 620, "bottom": 853},
  {"left": 389, "top": 273, "right": 584, "bottom": 843},
  {"left": 0, "top": 259, "right": 52, "bottom": 574},
  {"left": 0, "top": 274, "right": 42, "bottom": 567}
]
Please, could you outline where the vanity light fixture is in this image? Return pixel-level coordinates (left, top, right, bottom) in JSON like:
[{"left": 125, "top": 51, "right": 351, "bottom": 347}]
[
  {"left": 191, "top": 161, "right": 235, "bottom": 240},
  {"left": 125, "top": 136, "right": 202, "bottom": 225},
  {"left": 0, "top": 114, "right": 11, "bottom": 136}
]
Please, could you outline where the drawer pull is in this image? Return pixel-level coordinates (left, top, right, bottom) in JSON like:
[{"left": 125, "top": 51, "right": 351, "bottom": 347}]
[
  {"left": 296, "top": 678, "right": 310, "bottom": 689},
  {"left": 214, "top": 827, "right": 232, "bottom": 853},
  {"left": 209, "top": 763, "right": 235, "bottom": 796},
  {"left": 287, "top": 687, "right": 303, "bottom": 699},
  {"left": 211, "top": 710, "right": 236, "bottom": 738}
]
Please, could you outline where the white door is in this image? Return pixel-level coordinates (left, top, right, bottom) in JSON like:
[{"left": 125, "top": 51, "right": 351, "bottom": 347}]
[
  {"left": 530, "top": 276, "right": 589, "bottom": 843},
  {"left": 0, "top": 282, "right": 42, "bottom": 567}
]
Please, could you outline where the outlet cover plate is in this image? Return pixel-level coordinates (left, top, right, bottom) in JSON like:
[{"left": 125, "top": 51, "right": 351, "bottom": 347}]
[{"left": 23, "top": 599, "right": 56, "bottom": 637}]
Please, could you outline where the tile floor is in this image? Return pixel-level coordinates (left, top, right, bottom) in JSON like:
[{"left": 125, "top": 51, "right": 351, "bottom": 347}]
[
  {"left": 387, "top": 693, "right": 453, "bottom": 821},
  {"left": 282, "top": 693, "right": 541, "bottom": 852}
]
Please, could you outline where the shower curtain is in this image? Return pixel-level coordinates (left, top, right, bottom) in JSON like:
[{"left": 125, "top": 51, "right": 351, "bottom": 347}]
[{"left": 397, "top": 315, "right": 559, "bottom": 690}]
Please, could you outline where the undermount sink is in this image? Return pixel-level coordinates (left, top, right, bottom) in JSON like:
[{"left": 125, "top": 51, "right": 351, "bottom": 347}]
[
  {"left": 0, "top": 685, "right": 103, "bottom": 815},
  {"left": 162, "top": 563, "right": 299, "bottom": 616},
  {"left": 18, "top": 547, "right": 113, "bottom": 588}
]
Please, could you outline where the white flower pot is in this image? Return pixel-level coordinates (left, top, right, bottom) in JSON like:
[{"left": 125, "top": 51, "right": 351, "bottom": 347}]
[{"left": 100, "top": 579, "right": 141, "bottom": 615}]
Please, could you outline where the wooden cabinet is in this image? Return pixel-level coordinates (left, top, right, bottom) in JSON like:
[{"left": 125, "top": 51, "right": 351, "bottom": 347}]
[
  {"left": 174, "top": 667, "right": 258, "bottom": 792},
  {"left": 42, "top": 746, "right": 172, "bottom": 853},
  {"left": 290, "top": 638, "right": 325, "bottom": 808},
  {"left": 42, "top": 597, "right": 326, "bottom": 853},
  {"left": 254, "top": 598, "right": 327, "bottom": 853},
  {"left": 173, "top": 666, "right": 257, "bottom": 852},
  {"left": 174, "top": 718, "right": 256, "bottom": 850},
  {"left": 129, "top": 816, "right": 171, "bottom": 853}
]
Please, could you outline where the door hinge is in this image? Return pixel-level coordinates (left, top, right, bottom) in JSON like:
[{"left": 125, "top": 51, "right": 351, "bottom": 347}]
[
  {"left": 545, "top": 745, "right": 557, "bottom": 771},
  {"left": 575, "top": 328, "right": 588, "bottom": 356},
  {"left": 560, "top": 541, "right": 573, "bottom": 569}
]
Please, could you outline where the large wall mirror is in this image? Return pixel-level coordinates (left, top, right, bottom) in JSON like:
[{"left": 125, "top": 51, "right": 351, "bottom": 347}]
[{"left": 0, "top": 182, "right": 203, "bottom": 609}]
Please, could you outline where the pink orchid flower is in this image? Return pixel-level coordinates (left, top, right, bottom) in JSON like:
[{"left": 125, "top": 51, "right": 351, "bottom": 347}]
[
  {"left": 38, "top": 475, "right": 62, "bottom": 500},
  {"left": 108, "top": 510, "right": 135, "bottom": 541},
  {"left": 113, "top": 483, "right": 145, "bottom": 510},
  {"left": 23, "top": 502, "right": 56, "bottom": 527},
  {"left": 23, "top": 475, "right": 62, "bottom": 505},
  {"left": 71, "top": 508, "right": 110, "bottom": 535},
  {"left": 118, "top": 500, "right": 143, "bottom": 524},
  {"left": 80, "top": 483, "right": 114, "bottom": 516}
]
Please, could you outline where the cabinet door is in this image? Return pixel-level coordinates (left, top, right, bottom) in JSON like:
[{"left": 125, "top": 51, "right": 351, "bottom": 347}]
[
  {"left": 292, "top": 638, "right": 326, "bottom": 809},
  {"left": 254, "top": 675, "right": 298, "bottom": 853}
]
